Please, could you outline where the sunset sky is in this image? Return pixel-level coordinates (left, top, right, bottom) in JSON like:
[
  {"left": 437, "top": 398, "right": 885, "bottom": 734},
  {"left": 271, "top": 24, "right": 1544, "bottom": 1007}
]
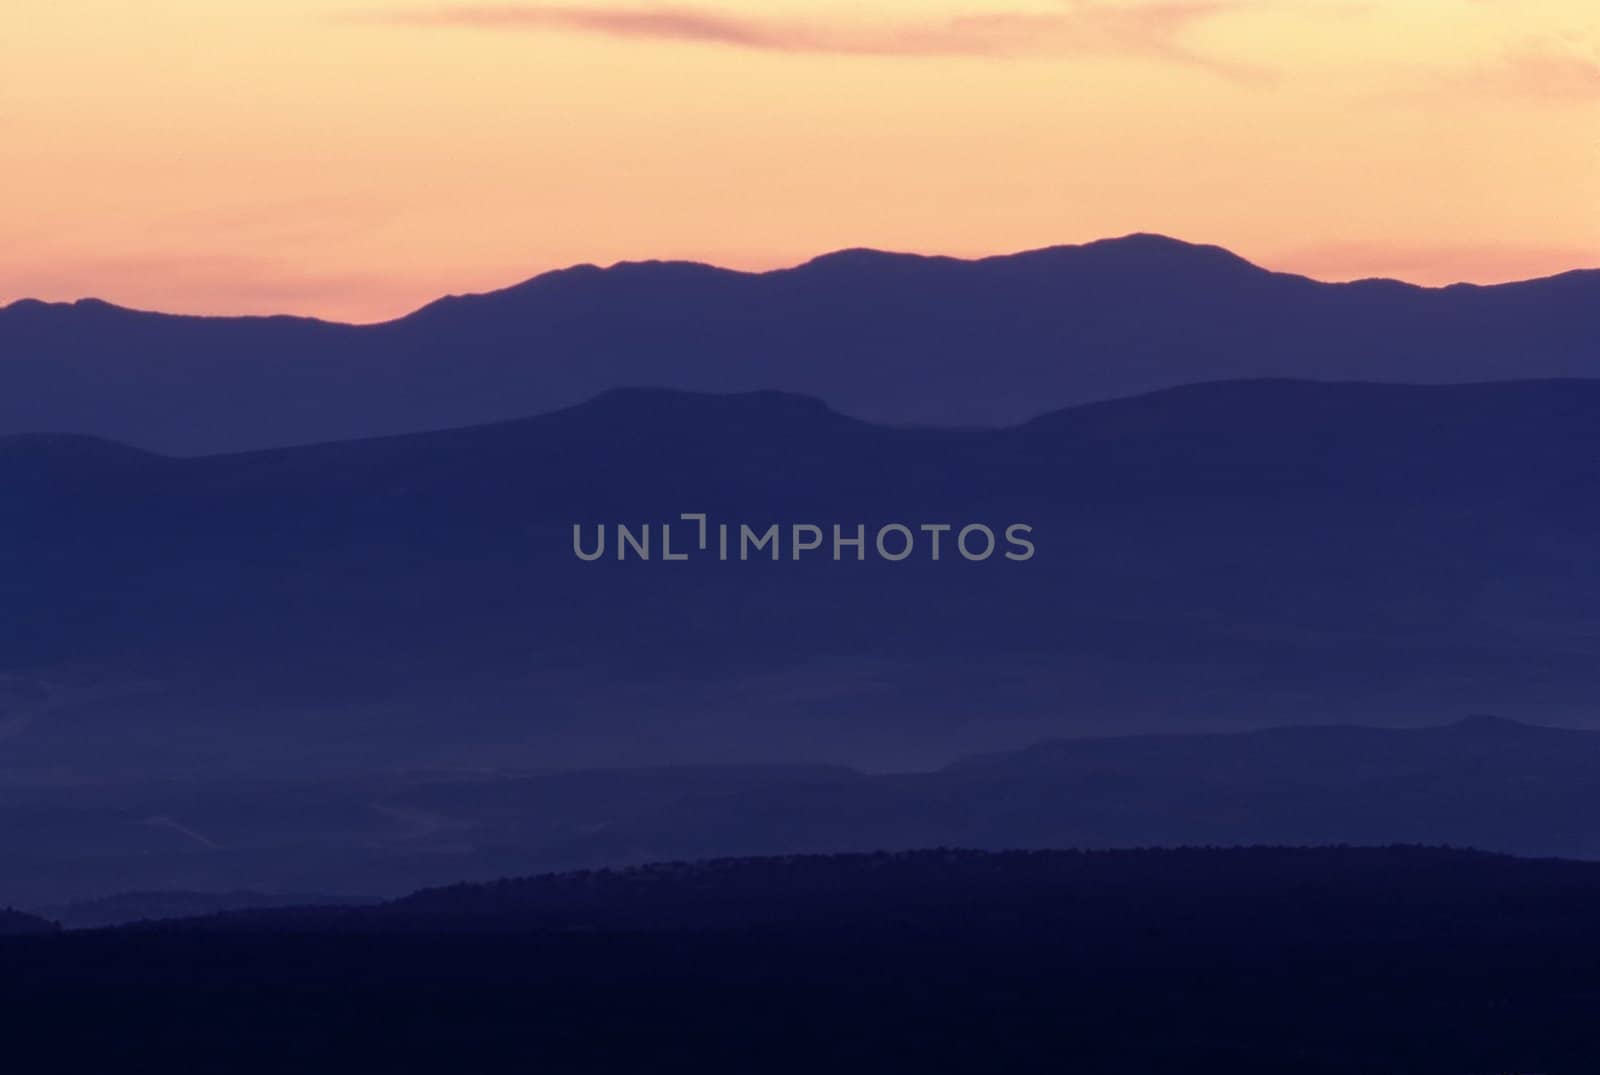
[{"left": 3, "top": 0, "right": 1597, "bottom": 321}]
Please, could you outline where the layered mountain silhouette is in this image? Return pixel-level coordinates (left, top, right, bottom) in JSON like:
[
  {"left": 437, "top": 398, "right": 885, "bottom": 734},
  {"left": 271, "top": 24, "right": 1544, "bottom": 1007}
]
[
  {"left": 8, "top": 715, "right": 1600, "bottom": 908},
  {"left": 2, "top": 234, "right": 1596, "bottom": 453},
  {"left": 3, "top": 379, "right": 1599, "bottom": 786}
]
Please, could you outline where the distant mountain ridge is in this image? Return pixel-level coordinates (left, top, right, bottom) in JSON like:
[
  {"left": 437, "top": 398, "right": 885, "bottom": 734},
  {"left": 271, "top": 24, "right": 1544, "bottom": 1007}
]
[
  {"left": 3, "top": 378, "right": 1599, "bottom": 784},
  {"left": 3, "top": 233, "right": 1596, "bottom": 453},
  {"left": 12, "top": 713, "right": 1600, "bottom": 908}
]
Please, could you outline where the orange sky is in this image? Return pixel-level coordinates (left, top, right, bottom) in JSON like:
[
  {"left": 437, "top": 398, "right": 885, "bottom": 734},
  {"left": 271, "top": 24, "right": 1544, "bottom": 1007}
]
[{"left": 3, "top": 0, "right": 1597, "bottom": 322}]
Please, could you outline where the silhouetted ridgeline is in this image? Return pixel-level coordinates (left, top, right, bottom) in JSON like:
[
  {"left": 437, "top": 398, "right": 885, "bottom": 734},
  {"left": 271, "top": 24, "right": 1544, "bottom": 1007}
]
[
  {"left": 11, "top": 716, "right": 1600, "bottom": 911},
  {"left": 7, "top": 847, "right": 1600, "bottom": 1072},
  {"left": 344, "top": 844, "right": 1600, "bottom": 935},
  {"left": 40, "top": 890, "right": 361, "bottom": 931},
  {"left": 2, "top": 234, "right": 1596, "bottom": 452},
  {"left": 0, "top": 908, "right": 57, "bottom": 935}
]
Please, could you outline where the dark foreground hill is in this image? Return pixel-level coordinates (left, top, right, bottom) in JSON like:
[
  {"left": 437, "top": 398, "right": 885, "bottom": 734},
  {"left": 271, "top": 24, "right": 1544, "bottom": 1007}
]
[
  {"left": 298, "top": 844, "right": 1600, "bottom": 935},
  {"left": 40, "top": 889, "right": 361, "bottom": 930},
  {"left": 2, "top": 379, "right": 1599, "bottom": 781},
  {"left": 0, "top": 908, "right": 56, "bottom": 935},
  {"left": 8, "top": 847, "right": 1600, "bottom": 1072},
  {"left": 2, "top": 234, "right": 1596, "bottom": 453}
]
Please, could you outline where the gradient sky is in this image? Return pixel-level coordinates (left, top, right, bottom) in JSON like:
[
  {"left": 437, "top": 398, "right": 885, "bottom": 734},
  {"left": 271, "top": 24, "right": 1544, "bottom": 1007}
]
[{"left": 4, "top": 0, "right": 1597, "bottom": 321}]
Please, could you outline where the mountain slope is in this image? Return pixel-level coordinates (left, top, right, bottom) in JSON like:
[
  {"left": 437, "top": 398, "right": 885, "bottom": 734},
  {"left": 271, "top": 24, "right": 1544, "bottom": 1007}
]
[
  {"left": 0, "top": 908, "right": 58, "bottom": 935},
  {"left": 2, "top": 235, "right": 1596, "bottom": 453}
]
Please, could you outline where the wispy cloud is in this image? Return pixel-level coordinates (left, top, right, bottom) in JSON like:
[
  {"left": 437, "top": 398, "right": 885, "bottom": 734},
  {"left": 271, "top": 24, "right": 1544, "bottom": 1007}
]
[
  {"left": 1467, "top": 43, "right": 1600, "bottom": 103},
  {"left": 353, "top": 2, "right": 1261, "bottom": 78}
]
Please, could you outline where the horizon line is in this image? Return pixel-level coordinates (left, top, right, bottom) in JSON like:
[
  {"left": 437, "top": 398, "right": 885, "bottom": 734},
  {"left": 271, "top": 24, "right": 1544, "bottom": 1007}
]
[{"left": 3, "top": 232, "right": 1597, "bottom": 328}]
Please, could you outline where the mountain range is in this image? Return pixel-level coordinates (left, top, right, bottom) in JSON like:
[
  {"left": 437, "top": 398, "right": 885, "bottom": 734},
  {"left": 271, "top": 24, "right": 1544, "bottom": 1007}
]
[
  {"left": 6, "top": 243, "right": 1600, "bottom": 914},
  {"left": 4, "top": 378, "right": 1599, "bottom": 784},
  {"left": 7, "top": 715, "right": 1600, "bottom": 908},
  {"left": 3, "top": 234, "right": 1596, "bottom": 453}
]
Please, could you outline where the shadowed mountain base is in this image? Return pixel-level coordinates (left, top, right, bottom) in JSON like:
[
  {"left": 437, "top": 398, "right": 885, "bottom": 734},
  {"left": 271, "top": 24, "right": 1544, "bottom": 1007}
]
[{"left": 6, "top": 846, "right": 1600, "bottom": 1073}]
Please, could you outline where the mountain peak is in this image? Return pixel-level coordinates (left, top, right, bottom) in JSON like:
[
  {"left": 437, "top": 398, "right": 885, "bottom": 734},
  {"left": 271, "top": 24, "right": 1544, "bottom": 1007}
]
[
  {"left": 793, "top": 247, "right": 945, "bottom": 272},
  {"left": 790, "top": 234, "right": 1263, "bottom": 277}
]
